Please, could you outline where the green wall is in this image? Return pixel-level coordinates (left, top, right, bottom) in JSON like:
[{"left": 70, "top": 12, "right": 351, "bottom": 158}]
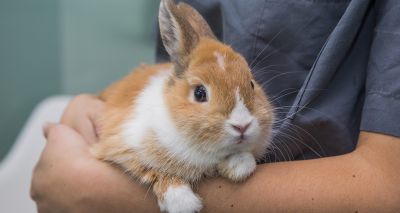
[
  {"left": 0, "top": 0, "right": 159, "bottom": 160},
  {"left": 61, "top": 0, "right": 159, "bottom": 93},
  {"left": 0, "top": 0, "right": 61, "bottom": 159}
]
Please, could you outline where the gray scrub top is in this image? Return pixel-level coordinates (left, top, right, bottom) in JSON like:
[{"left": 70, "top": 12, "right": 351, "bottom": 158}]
[{"left": 155, "top": 0, "right": 400, "bottom": 162}]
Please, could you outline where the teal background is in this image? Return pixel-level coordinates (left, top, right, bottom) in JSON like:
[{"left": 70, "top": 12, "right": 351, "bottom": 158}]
[{"left": 0, "top": 0, "right": 160, "bottom": 160}]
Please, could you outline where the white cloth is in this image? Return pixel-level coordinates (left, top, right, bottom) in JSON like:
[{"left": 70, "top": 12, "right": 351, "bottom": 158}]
[{"left": 0, "top": 96, "right": 71, "bottom": 213}]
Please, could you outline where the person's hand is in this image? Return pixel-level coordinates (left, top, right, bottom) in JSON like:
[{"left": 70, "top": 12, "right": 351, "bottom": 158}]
[
  {"left": 30, "top": 95, "right": 159, "bottom": 212},
  {"left": 30, "top": 123, "right": 159, "bottom": 213},
  {"left": 60, "top": 94, "right": 104, "bottom": 144},
  {"left": 31, "top": 123, "right": 93, "bottom": 212}
]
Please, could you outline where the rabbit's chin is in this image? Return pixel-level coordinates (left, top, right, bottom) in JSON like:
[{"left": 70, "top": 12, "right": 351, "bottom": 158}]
[
  {"left": 180, "top": 135, "right": 265, "bottom": 164},
  {"left": 222, "top": 137, "right": 264, "bottom": 154}
]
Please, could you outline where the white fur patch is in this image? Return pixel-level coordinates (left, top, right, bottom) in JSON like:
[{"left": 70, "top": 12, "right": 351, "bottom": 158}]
[
  {"left": 159, "top": 185, "right": 202, "bottom": 213},
  {"left": 121, "top": 69, "right": 219, "bottom": 169},
  {"left": 226, "top": 88, "right": 256, "bottom": 137},
  {"left": 214, "top": 51, "right": 225, "bottom": 70},
  {"left": 222, "top": 152, "right": 256, "bottom": 181},
  {"left": 121, "top": 70, "right": 171, "bottom": 150}
]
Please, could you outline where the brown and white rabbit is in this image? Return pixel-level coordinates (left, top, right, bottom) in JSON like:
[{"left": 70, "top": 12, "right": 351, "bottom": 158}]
[{"left": 92, "top": 0, "right": 274, "bottom": 212}]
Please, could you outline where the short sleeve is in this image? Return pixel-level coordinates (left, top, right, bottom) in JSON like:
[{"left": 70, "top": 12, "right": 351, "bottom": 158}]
[{"left": 360, "top": 0, "right": 400, "bottom": 137}]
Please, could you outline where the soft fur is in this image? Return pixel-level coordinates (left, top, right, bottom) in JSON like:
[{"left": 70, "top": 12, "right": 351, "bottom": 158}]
[{"left": 92, "top": 0, "right": 274, "bottom": 212}]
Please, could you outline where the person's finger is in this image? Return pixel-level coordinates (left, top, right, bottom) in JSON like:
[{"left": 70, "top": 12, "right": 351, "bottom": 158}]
[
  {"left": 61, "top": 113, "right": 97, "bottom": 144},
  {"left": 42, "top": 122, "right": 57, "bottom": 139},
  {"left": 87, "top": 98, "right": 105, "bottom": 142},
  {"left": 77, "top": 118, "right": 98, "bottom": 145},
  {"left": 60, "top": 94, "right": 104, "bottom": 144},
  {"left": 45, "top": 124, "right": 90, "bottom": 150}
]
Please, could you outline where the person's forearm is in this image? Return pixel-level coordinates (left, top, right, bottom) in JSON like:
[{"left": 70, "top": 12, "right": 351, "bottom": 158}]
[
  {"left": 35, "top": 131, "right": 399, "bottom": 212},
  {"left": 63, "top": 155, "right": 160, "bottom": 213},
  {"left": 83, "top": 146, "right": 396, "bottom": 212},
  {"left": 198, "top": 132, "right": 400, "bottom": 212},
  {"left": 199, "top": 154, "right": 381, "bottom": 212}
]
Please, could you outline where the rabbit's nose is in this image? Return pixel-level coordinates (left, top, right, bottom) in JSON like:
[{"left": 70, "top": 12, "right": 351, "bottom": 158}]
[{"left": 231, "top": 122, "right": 251, "bottom": 135}]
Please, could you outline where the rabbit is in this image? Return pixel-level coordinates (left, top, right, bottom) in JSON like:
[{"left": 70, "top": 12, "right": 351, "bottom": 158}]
[{"left": 92, "top": 0, "right": 274, "bottom": 212}]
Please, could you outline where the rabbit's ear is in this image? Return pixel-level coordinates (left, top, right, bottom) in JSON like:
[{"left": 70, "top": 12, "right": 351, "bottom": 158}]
[{"left": 159, "top": 0, "right": 215, "bottom": 76}]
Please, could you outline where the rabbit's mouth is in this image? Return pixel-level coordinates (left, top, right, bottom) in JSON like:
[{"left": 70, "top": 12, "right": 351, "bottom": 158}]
[
  {"left": 236, "top": 135, "right": 248, "bottom": 144},
  {"left": 234, "top": 135, "right": 249, "bottom": 144},
  {"left": 236, "top": 139, "right": 244, "bottom": 144}
]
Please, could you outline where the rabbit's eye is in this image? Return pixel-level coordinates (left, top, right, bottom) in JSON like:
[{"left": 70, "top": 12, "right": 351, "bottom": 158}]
[
  {"left": 194, "top": 85, "right": 207, "bottom": 102},
  {"left": 251, "top": 80, "right": 255, "bottom": 89}
]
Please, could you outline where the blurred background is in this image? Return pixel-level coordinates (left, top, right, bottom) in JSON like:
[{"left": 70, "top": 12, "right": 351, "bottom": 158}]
[{"left": 0, "top": 0, "right": 160, "bottom": 161}]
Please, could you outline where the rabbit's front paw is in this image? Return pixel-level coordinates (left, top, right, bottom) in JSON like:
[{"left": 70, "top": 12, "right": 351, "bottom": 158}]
[
  {"left": 159, "top": 185, "right": 202, "bottom": 213},
  {"left": 218, "top": 152, "right": 256, "bottom": 182}
]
